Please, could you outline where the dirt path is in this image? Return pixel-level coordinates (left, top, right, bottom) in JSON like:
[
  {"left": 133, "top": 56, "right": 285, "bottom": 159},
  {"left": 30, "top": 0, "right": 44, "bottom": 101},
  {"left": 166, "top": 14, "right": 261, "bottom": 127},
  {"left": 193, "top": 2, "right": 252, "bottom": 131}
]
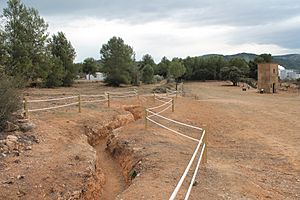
[{"left": 95, "top": 141, "right": 125, "bottom": 200}]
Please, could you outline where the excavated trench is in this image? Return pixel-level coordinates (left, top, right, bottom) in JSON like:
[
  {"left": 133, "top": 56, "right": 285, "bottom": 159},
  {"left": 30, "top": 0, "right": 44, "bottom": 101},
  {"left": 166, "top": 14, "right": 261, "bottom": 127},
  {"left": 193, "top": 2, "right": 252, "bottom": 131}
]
[{"left": 82, "top": 105, "right": 143, "bottom": 200}]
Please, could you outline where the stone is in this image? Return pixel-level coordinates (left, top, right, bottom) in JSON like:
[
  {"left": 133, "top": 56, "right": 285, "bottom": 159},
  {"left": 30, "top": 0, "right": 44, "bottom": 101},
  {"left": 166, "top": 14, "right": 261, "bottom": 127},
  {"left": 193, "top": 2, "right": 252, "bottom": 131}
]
[
  {"left": 2, "top": 180, "right": 13, "bottom": 184},
  {"left": 4, "top": 121, "right": 19, "bottom": 132},
  {"left": 17, "top": 175, "right": 25, "bottom": 180},
  {"left": 16, "top": 119, "right": 29, "bottom": 124},
  {"left": 69, "top": 190, "right": 82, "bottom": 199},
  {"left": 25, "top": 146, "right": 32, "bottom": 151},
  {"left": 6, "top": 135, "right": 18, "bottom": 142},
  {"left": 19, "top": 123, "right": 36, "bottom": 132}
]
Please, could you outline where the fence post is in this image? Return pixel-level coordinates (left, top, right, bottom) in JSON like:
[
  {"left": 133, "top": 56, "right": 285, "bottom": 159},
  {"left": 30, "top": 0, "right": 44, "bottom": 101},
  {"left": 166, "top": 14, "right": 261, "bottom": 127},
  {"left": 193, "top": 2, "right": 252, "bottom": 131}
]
[
  {"left": 176, "top": 89, "right": 178, "bottom": 98},
  {"left": 203, "top": 130, "right": 208, "bottom": 163},
  {"left": 145, "top": 109, "right": 148, "bottom": 129},
  {"left": 136, "top": 89, "right": 139, "bottom": 100},
  {"left": 23, "top": 97, "right": 29, "bottom": 119},
  {"left": 78, "top": 94, "right": 82, "bottom": 113},
  {"left": 172, "top": 97, "right": 175, "bottom": 112},
  {"left": 107, "top": 93, "right": 110, "bottom": 107},
  {"left": 153, "top": 92, "right": 156, "bottom": 102}
]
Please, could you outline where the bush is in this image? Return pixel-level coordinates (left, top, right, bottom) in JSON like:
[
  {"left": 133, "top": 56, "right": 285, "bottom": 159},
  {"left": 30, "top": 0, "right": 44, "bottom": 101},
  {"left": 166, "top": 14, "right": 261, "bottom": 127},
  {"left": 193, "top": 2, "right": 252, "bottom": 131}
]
[
  {"left": 0, "top": 74, "right": 21, "bottom": 130},
  {"left": 153, "top": 75, "right": 164, "bottom": 83},
  {"left": 240, "top": 77, "right": 257, "bottom": 88}
]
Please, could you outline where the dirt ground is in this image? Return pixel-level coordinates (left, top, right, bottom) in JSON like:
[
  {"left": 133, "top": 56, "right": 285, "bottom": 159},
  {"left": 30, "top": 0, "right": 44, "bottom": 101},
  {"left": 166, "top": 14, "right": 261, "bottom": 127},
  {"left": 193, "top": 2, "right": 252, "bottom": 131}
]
[{"left": 0, "top": 81, "right": 299, "bottom": 200}]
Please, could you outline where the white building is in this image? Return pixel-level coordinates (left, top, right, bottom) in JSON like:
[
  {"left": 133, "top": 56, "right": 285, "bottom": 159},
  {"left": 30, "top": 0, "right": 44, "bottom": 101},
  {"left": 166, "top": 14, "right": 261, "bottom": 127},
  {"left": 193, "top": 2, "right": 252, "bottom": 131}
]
[
  {"left": 86, "top": 72, "right": 105, "bottom": 81},
  {"left": 279, "top": 66, "right": 300, "bottom": 80}
]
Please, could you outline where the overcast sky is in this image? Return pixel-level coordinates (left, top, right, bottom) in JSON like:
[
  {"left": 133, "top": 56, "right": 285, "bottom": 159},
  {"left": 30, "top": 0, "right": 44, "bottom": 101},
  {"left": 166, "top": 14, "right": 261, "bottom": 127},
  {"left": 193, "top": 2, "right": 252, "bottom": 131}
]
[{"left": 1, "top": 0, "right": 300, "bottom": 62}]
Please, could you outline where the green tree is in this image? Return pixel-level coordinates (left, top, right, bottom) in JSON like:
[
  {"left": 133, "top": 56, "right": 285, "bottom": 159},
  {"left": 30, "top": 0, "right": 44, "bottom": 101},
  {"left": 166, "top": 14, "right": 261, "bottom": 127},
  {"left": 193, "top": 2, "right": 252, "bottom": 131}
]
[
  {"left": 100, "top": 36, "right": 134, "bottom": 86},
  {"left": 169, "top": 60, "right": 186, "bottom": 89},
  {"left": 220, "top": 66, "right": 242, "bottom": 86},
  {"left": 83, "top": 57, "right": 98, "bottom": 80},
  {"left": 228, "top": 58, "right": 249, "bottom": 76},
  {"left": 44, "top": 56, "right": 64, "bottom": 88},
  {"left": 257, "top": 53, "right": 272, "bottom": 63},
  {"left": 157, "top": 56, "right": 170, "bottom": 78},
  {"left": 3, "top": 0, "right": 49, "bottom": 83},
  {"left": 248, "top": 60, "right": 258, "bottom": 80},
  {"left": 48, "top": 32, "right": 76, "bottom": 87},
  {"left": 141, "top": 64, "right": 154, "bottom": 84},
  {"left": 141, "top": 54, "right": 155, "bottom": 68}
]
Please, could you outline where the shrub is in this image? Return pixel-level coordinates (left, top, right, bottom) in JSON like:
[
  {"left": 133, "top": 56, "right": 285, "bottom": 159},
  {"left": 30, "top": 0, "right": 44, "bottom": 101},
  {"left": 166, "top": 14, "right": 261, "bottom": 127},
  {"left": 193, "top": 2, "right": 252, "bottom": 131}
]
[
  {"left": 153, "top": 75, "right": 164, "bottom": 83},
  {"left": 0, "top": 74, "right": 21, "bottom": 130}
]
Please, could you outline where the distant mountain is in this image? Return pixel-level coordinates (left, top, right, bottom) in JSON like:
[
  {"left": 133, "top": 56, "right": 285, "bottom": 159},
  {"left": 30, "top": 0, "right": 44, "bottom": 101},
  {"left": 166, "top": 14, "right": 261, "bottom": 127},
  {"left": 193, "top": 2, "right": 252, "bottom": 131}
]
[
  {"left": 273, "top": 54, "right": 300, "bottom": 70},
  {"left": 201, "top": 53, "right": 300, "bottom": 70}
]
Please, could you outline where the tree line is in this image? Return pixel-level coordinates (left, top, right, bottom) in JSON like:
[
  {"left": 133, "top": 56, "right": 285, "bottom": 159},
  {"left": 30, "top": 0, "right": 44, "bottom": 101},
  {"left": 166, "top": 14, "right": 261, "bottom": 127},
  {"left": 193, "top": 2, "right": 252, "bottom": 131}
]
[
  {"left": 0, "top": 0, "right": 274, "bottom": 89},
  {"left": 93, "top": 35, "right": 272, "bottom": 86}
]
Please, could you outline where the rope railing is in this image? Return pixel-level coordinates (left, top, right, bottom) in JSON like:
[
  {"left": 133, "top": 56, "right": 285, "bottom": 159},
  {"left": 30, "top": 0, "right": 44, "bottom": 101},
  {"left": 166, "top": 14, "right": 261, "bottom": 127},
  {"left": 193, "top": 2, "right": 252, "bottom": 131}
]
[
  {"left": 27, "top": 96, "right": 78, "bottom": 103},
  {"left": 23, "top": 90, "right": 138, "bottom": 118},
  {"left": 145, "top": 92, "right": 207, "bottom": 200}
]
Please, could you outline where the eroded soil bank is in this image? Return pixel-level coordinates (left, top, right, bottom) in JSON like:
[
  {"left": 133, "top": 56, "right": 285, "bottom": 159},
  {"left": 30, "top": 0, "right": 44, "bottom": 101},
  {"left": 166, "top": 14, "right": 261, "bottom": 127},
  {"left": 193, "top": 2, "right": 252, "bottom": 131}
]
[{"left": 82, "top": 105, "right": 143, "bottom": 200}]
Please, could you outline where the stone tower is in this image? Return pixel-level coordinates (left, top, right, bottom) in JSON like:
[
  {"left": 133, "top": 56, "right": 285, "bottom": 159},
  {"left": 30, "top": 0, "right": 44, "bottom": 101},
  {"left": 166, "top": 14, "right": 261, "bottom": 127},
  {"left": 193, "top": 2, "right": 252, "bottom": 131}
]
[{"left": 257, "top": 63, "right": 279, "bottom": 93}]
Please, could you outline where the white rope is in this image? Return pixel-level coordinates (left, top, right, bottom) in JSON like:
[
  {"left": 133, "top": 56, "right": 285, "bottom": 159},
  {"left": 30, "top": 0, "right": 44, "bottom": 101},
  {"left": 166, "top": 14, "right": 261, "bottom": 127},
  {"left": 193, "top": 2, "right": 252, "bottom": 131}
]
[
  {"left": 147, "top": 110, "right": 203, "bottom": 131},
  {"left": 155, "top": 94, "right": 169, "bottom": 99},
  {"left": 28, "top": 102, "right": 79, "bottom": 112},
  {"left": 27, "top": 96, "right": 77, "bottom": 103},
  {"left": 107, "top": 90, "right": 136, "bottom": 95},
  {"left": 148, "top": 105, "right": 172, "bottom": 118},
  {"left": 155, "top": 97, "right": 170, "bottom": 104},
  {"left": 81, "top": 94, "right": 107, "bottom": 98},
  {"left": 146, "top": 117, "right": 199, "bottom": 142},
  {"left": 147, "top": 99, "right": 172, "bottom": 110},
  {"left": 110, "top": 94, "right": 137, "bottom": 98},
  {"left": 184, "top": 143, "right": 206, "bottom": 200},
  {"left": 81, "top": 99, "right": 108, "bottom": 103},
  {"left": 169, "top": 130, "right": 205, "bottom": 200}
]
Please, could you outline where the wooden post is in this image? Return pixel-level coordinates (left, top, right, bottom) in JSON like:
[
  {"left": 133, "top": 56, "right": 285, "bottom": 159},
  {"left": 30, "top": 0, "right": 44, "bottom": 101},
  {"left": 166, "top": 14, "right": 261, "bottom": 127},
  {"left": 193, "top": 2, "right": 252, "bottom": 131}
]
[
  {"left": 145, "top": 109, "right": 148, "bottom": 129},
  {"left": 107, "top": 93, "right": 110, "bottom": 108},
  {"left": 78, "top": 94, "right": 81, "bottom": 113},
  {"left": 23, "top": 97, "right": 29, "bottom": 119},
  {"left": 153, "top": 92, "right": 156, "bottom": 102},
  {"left": 136, "top": 89, "right": 139, "bottom": 100},
  {"left": 172, "top": 97, "right": 175, "bottom": 112},
  {"left": 203, "top": 130, "right": 208, "bottom": 164},
  {"left": 176, "top": 89, "right": 178, "bottom": 98}
]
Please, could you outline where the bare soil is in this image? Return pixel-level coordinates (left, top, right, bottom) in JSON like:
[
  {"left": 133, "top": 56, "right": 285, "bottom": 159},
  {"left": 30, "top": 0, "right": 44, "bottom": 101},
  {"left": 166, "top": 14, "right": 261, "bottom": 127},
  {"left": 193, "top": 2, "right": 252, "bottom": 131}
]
[{"left": 0, "top": 81, "right": 299, "bottom": 200}]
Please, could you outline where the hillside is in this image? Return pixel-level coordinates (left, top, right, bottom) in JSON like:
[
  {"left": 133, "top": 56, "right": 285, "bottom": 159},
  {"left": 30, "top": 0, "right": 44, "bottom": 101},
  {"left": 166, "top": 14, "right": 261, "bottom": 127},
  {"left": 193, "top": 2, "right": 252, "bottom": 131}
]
[{"left": 201, "top": 53, "right": 300, "bottom": 70}]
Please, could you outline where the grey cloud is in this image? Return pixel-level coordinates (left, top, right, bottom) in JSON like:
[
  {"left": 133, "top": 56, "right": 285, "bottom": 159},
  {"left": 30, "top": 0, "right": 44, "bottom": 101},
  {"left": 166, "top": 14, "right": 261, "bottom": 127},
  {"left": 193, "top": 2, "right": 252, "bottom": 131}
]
[{"left": 15, "top": 0, "right": 300, "bottom": 26}]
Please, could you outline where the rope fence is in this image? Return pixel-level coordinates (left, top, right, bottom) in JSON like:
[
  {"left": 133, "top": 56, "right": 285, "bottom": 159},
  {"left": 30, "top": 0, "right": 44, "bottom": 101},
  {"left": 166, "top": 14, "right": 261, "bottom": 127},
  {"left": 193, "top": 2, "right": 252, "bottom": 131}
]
[
  {"left": 23, "top": 90, "right": 139, "bottom": 118},
  {"left": 23, "top": 85, "right": 207, "bottom": 199},
  {"left": 145, "top": 92, "right": 207, "bottom": 200}
]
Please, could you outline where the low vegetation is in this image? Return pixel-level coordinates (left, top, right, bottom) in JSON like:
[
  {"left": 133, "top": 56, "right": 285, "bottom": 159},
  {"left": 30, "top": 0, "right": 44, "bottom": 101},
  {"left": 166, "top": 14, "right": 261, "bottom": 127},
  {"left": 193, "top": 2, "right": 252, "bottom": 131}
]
[{"left": 0, "top": 73, "right": 20, "bottom": 130}]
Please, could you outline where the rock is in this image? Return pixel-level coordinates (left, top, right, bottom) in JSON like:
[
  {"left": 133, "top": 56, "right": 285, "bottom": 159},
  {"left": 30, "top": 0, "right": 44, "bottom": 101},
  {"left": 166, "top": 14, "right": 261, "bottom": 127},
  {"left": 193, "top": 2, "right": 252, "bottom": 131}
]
[
  {"left": 4, "top": 121, "right": 19, "bottom": 132},
  {"left": 16, "top": 119, "right": 29, "bottom": 124},
  {"left": 25, "top": 146, "right": 32, "bottom": 151},
  {"left": 19, "top": 123, "right": 35, "bottom": 132},
  {"left": 6, "top": 135, "right": 18, "bottom": 142},
  {"left": 193, "top": 181, "right": 199, "bottom": 186},
  {"left": 17, "top": 175, "right": 25, "bottom": 180},
  {"left": 12, "top": 110, "right": 25, "bottom": 119},
  {"left": 2, "top": 180, "right": 13, "bottom": 184},
  {"left": 69, "top": 190, "right": 82, "bottom": 199},
  {"left": 5, "top": 135, "right": 19, "bottom": 151},
  {"left": 2, "top": 145, "right": 9, "bottom": 153}
]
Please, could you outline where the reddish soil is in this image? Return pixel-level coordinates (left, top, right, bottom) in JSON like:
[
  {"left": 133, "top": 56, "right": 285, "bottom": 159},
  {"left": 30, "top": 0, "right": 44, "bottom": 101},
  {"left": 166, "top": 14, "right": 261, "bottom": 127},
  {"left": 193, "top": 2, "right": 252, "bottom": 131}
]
[{"left": 0, "top": 81, "right": 299, "bottom": 200}]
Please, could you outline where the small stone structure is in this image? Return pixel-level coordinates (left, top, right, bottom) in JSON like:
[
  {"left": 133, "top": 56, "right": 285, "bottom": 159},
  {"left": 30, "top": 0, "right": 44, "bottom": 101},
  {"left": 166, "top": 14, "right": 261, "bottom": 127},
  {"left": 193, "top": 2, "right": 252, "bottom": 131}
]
[{"left": 257, "top": 63, "right": 279, "bottom": 93}]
